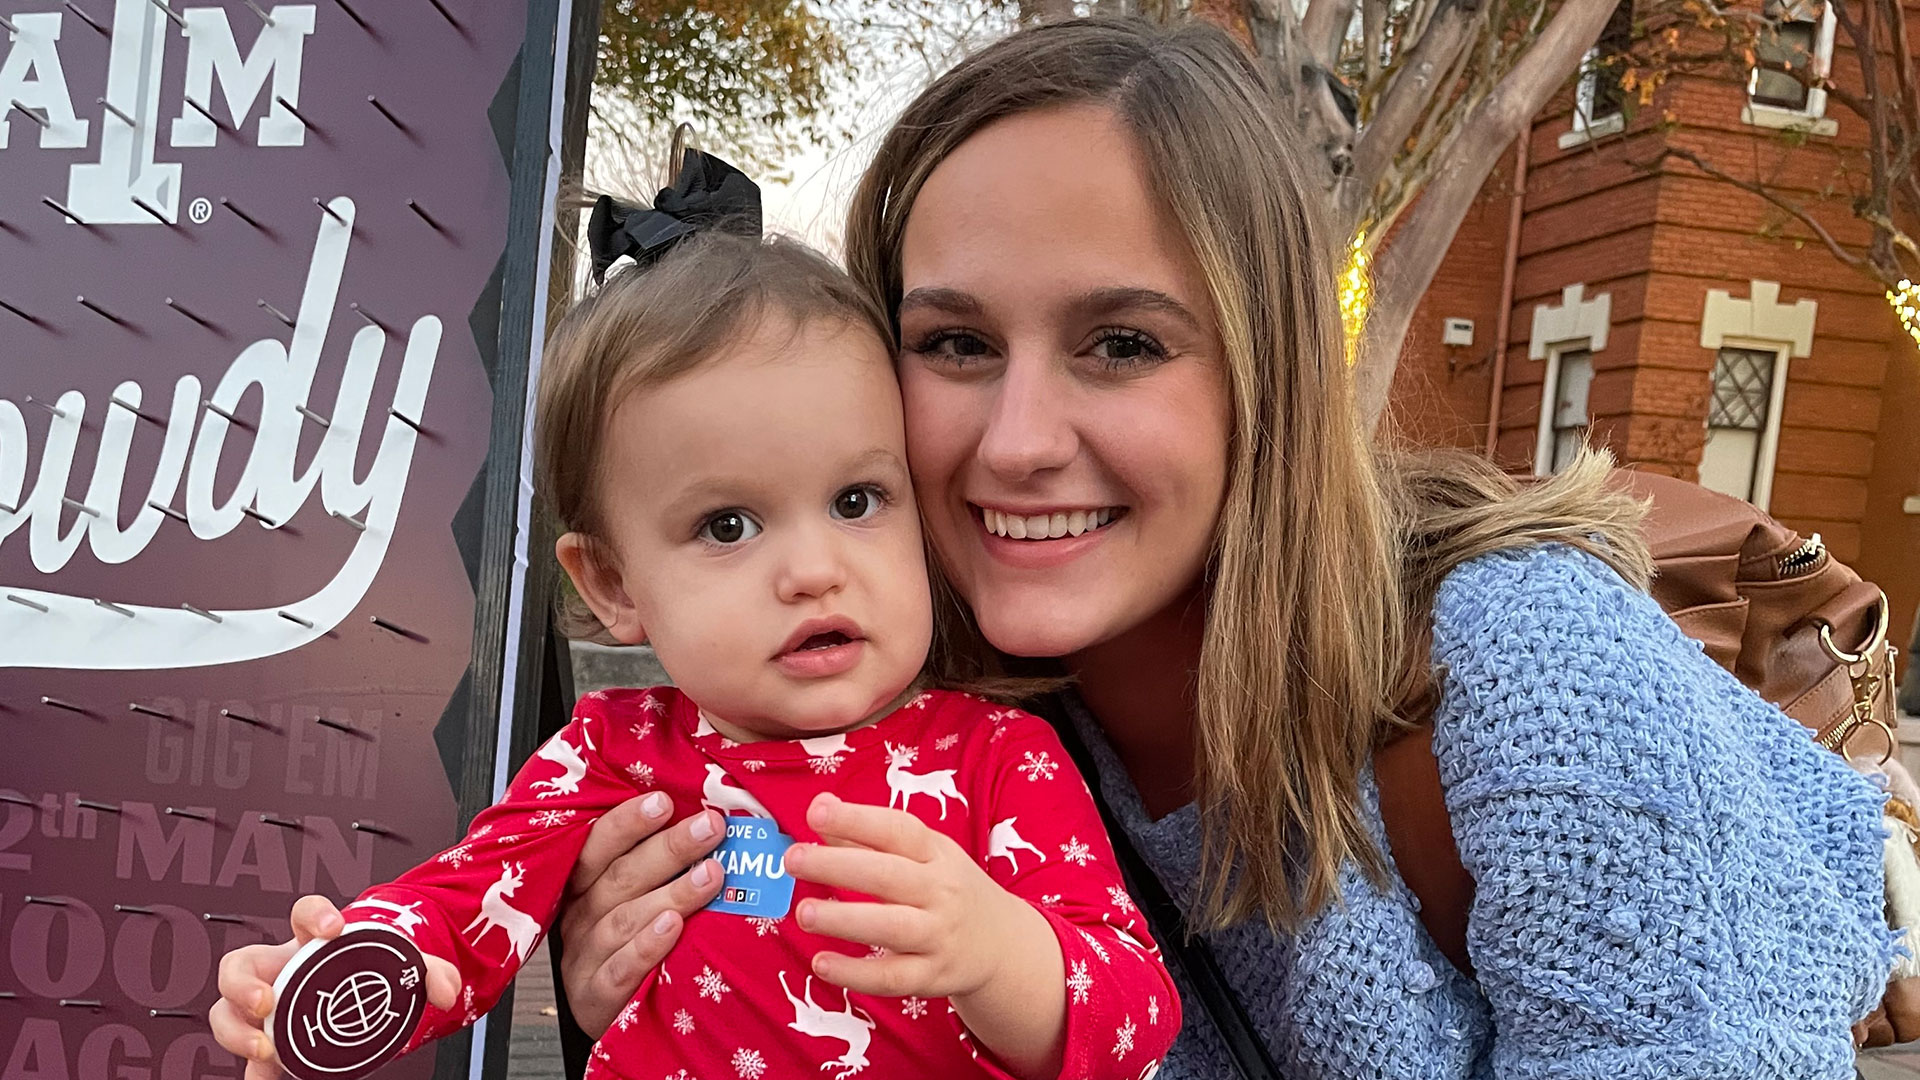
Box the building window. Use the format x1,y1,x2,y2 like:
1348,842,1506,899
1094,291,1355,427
1744,0,1837,133
1536,346,1596,475
1561,1,1634,147
1698,344,1790,507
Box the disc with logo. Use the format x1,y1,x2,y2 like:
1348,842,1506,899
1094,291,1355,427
270,922,429,1080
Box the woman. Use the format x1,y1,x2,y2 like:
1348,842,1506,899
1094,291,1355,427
555,18,1894,1078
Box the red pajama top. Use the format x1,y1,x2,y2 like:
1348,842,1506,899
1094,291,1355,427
341,687,1179,1080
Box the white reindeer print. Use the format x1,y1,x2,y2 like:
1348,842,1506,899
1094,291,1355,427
353,898,428,937
987,817,1046,874
884,742,969,821
528,730,588,799
779,971,877,1079
701,763,773,817
462,862,541,965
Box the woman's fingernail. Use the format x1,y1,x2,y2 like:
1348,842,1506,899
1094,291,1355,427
651,911,676,936
689,813,715,842
641,791,669,818
252,990,269,1015
796,899,815,930
691,860,714,888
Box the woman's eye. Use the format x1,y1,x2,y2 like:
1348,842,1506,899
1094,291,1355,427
1090,329,1167,370
909,330,993,364
830,486,885,522
698,511,760,545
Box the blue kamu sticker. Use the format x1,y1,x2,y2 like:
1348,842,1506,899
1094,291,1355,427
705,817,796,918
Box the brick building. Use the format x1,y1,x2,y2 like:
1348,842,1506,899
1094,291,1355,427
1385,0,1920,665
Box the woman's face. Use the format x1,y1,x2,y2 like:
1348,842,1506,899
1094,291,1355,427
897,104,1232,658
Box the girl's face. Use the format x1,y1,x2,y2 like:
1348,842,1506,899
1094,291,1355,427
897,105,1232,659
561,315,932,739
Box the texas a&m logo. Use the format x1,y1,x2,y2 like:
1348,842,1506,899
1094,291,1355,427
2,0,314,224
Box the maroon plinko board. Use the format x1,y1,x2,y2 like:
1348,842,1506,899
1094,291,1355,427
0,3,567,1080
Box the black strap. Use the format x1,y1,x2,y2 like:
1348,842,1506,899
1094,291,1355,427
1037,696,1285,1080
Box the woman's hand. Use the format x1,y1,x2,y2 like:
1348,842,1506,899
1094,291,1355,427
557,792,726,1038
208,896,459,1080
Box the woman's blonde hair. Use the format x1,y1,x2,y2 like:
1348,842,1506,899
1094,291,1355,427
537,230,890,642
846,17,1652,931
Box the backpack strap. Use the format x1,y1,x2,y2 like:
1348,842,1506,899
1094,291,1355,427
1373,726,1476,980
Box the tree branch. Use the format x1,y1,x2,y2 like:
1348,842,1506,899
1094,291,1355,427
1641,144,1876,272
1347,0,1481,201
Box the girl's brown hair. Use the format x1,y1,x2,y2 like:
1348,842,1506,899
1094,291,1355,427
536,229,890,642
847,17,1651,931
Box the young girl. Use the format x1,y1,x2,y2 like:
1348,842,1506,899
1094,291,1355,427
206,154,1178,1080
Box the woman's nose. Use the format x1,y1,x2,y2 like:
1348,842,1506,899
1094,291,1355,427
976,352,1078,482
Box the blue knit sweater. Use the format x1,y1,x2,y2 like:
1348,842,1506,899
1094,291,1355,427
1068,545,1897,1079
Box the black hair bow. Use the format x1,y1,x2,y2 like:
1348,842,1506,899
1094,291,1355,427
587,150,762,283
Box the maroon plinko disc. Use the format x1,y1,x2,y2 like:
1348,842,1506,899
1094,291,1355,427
270,923,430,1080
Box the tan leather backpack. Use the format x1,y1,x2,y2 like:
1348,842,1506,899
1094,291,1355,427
1375,470,1911,1042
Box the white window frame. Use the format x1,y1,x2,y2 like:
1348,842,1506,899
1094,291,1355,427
1560,46,1628,148
1534,340,1597,477
1701,335,1793,511
1743,0,1838,136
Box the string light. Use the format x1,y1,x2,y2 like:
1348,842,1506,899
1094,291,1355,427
1338,231,1372,366
1887,279,1920,350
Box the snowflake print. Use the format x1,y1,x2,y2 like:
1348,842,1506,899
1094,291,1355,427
909,692,932,709
731,1048,766,1079
1114,1016,1137,1059
986,708,1016,724
901,996,929,1019
496,834,520,845
935,733,960,752
1107,885,1137,915
809,753,844,775
1067,960,1093,1005
1040,894,1064,907
741,759,766,772
663,1071,697,1080
625,761,656,786
719,736,740,749
463,986,475,1011
630,720,655,741
531,809,576,829
1060,836,1095,866
642,695,668,716
436,844,473,868
746,917,781,937
1148,996,1161,1025
583,690,611,703
695,965,731,1002
1017,750,1059,782
866,944,889,959
672,1009,695,1035
471,823,492,839
1080,928,1111,964
614,1000,641,1032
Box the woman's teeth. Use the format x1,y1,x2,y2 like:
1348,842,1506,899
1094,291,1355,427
982,507,1119,540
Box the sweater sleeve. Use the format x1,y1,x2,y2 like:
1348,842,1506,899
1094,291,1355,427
339,697,638,1053
953,711,1181,1080
1428,546,1894,1080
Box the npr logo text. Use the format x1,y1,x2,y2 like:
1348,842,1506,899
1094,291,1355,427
1,1,315,224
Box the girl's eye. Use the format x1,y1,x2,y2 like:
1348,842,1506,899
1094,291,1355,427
907,330,993,365
830,485,885,522
699,511,760,545
1090,329,1168,371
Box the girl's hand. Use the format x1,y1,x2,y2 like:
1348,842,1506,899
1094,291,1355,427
208,896,459,1080
557,794,727,1037
782,793,1031,999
